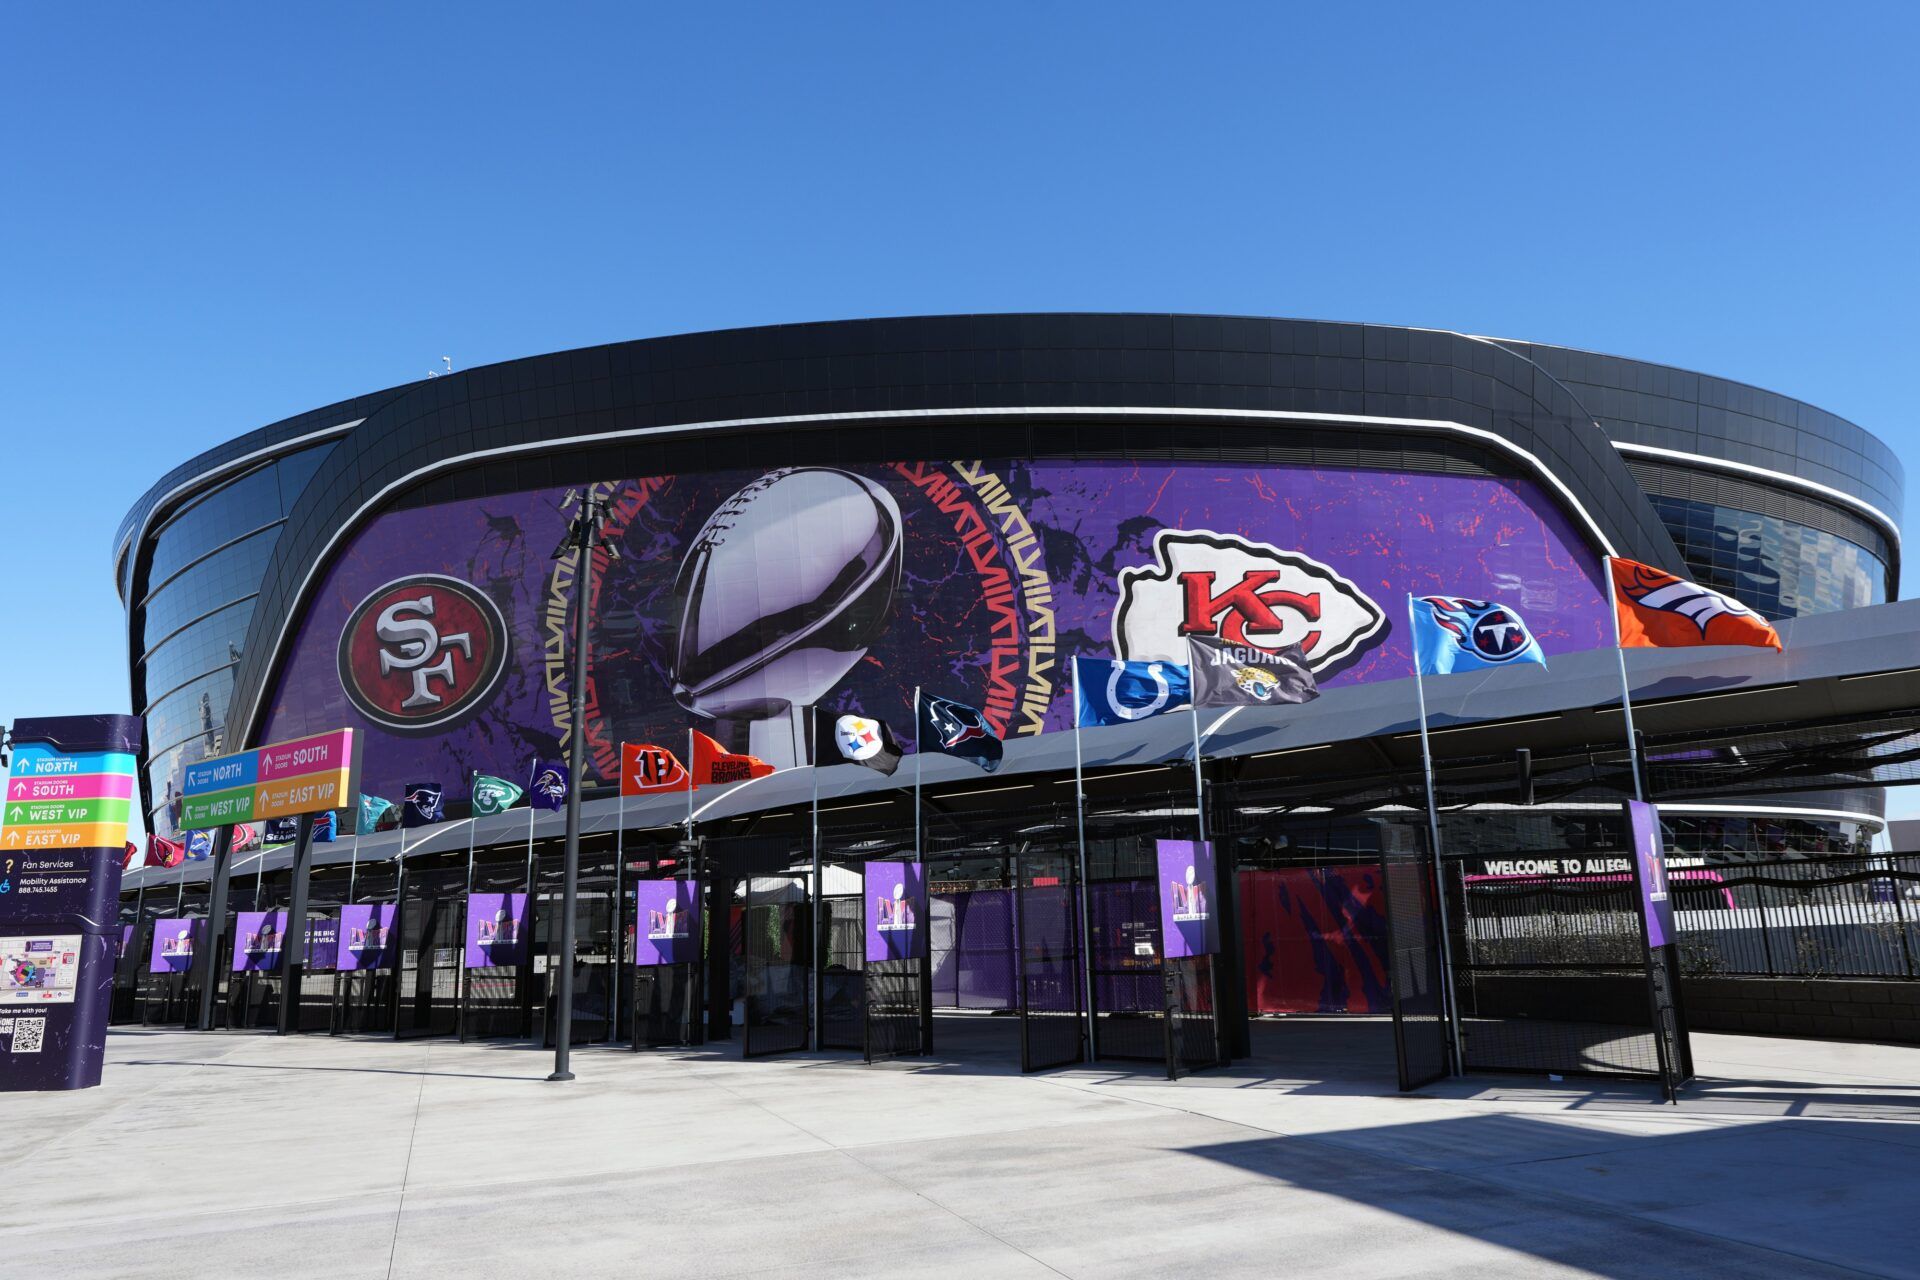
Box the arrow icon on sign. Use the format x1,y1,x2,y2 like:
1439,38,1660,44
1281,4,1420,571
4,831,18,847
8,781,23,799
258,788,270,812
6,805,19,823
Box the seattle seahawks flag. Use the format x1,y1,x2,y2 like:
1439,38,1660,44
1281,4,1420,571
402,783,445,828
917,692,1004,773
813,709,904,776
528,760,570,811
471,774,525,816
1073,657,1192,728
1188,636,1319,707
1409,596,1547,676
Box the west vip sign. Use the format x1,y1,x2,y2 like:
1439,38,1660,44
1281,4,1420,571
1,715,141,1091
177,729,355,830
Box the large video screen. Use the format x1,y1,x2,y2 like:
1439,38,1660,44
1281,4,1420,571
258,457,1610,804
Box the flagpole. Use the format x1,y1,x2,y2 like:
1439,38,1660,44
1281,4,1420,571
1408,596,1465,1077
1606,558,1648,803
685,727,696,837
809,705,822,1053
465,770,479,900
346,809,360,903
525,755,537,898
912,688,923,867
1070,658,1097,1061
1187,695,1208,846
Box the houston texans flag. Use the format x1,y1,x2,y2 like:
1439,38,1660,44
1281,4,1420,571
1610,557,1782,651
622,742,692,795
1409,596,1548,676
917,693,1004,773
1074,657,1192,728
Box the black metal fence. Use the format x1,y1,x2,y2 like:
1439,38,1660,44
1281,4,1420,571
1670,855,1920,981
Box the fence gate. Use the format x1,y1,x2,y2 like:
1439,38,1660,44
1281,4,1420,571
1163,955,1227,1079
820,890,864,1051
1379,835,1452,1091
632,873,704,1049
395,877,463,1040
742,872,811,1058
1016,848,1084,1072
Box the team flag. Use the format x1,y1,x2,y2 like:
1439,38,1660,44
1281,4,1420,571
916,694,1004,773
471,774,525,815
690,730,776,785
528,761,570,811
185,830,215,861
813,710,904,776
264,817,301,845
148,834,186,868
360,794,397,832
1187,636,1320,707
1073,657,1192,728
1409,597,1548,676
231,823,260,853
314,810,337,843
621,743,692,795
123,840,141,871
402,783,445,828
1610,557,1782,651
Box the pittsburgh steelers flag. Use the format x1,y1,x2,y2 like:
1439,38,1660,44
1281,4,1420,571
1610,557,1783,651
470,774,525,815
622,742,692,795
813,710,904,776
691,730,776,785
917,693,1004,773
1187,636,1320,707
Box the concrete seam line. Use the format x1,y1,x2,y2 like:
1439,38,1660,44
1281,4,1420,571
385,1041,435,1280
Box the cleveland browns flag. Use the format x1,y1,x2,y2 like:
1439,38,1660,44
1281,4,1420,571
1609,557,1782,651
622,742,693,795
690,730,776,785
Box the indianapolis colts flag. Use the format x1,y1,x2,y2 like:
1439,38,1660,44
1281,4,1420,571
1409,596,1547,676
1074,657,1193,728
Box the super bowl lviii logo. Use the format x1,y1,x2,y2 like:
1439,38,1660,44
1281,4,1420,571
338,574,510,733
1113,529,1386,672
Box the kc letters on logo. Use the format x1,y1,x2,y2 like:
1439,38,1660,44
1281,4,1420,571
1114,530,1385,673
338,574,509,732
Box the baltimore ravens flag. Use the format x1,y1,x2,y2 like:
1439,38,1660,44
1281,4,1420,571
528,760,571,811
917,693,1004,773
1409,596,1548,676
1610,556,1782,651
1074,657,1192,728
813,710,904,776
1188,636,1319,707
402,783,445,828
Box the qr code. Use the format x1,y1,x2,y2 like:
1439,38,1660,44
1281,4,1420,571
11,1018,45,1054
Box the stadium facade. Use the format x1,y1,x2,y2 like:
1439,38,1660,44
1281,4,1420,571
109,315,1908,1074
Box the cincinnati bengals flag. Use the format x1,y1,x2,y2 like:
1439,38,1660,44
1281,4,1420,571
1609,557,1782,651
621,742,693,796
690,731,775,786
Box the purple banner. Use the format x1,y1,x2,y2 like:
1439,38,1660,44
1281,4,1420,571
1157,839,1219,959
304,915,339,972
633,880,699,966
865,863,926,963
148,918,202,974
247,459,1609,825
337,904,395,971
231,911,287,972
1627,800,1673,949
465,892,529,968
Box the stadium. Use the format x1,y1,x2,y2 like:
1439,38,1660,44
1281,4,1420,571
109,314,1918,1087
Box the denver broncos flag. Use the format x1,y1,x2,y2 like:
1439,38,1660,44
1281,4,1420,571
1610,557,1782,651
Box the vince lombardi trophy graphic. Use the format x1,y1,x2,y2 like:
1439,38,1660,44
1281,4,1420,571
670,467,904,768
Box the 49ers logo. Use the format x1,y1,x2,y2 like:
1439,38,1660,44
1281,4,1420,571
1113,529,1386,673
337,574,509,734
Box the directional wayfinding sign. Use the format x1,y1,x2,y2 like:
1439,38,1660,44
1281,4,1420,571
1,715,141,1091
178,730,354,830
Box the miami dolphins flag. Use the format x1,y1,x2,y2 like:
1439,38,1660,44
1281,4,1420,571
1409,596,1547,676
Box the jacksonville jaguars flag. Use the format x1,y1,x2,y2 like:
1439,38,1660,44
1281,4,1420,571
1409,596,1547,676
1073,657,1192,728
402,782,445,828
527,760,571,811
917,692,1004,773
1188,636,1319,707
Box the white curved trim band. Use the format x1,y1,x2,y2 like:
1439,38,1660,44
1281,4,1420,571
1612,441,1901,553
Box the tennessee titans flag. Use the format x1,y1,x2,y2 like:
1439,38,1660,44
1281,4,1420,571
917,693,1004,773
1074,657,1193,728
528,760,571,811
1409,596,1547,676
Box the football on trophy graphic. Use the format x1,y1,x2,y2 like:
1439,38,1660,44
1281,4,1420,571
670,467,903,764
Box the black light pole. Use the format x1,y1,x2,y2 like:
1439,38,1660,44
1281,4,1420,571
549,490,612,1081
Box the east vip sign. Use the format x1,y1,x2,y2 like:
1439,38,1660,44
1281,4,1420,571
178,730,354,830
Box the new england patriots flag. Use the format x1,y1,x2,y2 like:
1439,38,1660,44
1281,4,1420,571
917,692,1004,773
1073,657,1193,727
1409,596,1547,676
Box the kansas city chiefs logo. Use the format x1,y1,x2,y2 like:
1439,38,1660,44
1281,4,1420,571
1114,530,1386,672
338,574,509,734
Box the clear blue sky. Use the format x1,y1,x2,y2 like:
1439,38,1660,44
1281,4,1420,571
2,4,1915,825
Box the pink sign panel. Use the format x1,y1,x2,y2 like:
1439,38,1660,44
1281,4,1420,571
256,730,354,782
4,772,136,803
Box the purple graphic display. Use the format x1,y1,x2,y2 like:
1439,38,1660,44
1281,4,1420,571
250,458,1610,816
231,911,287,972
634,880,700,965
865,863,926,963
148,918,202,974
304,916,339,972
337,904,395,971
1157,839,1219,959
465,892,529,968
1627,800,1673,949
